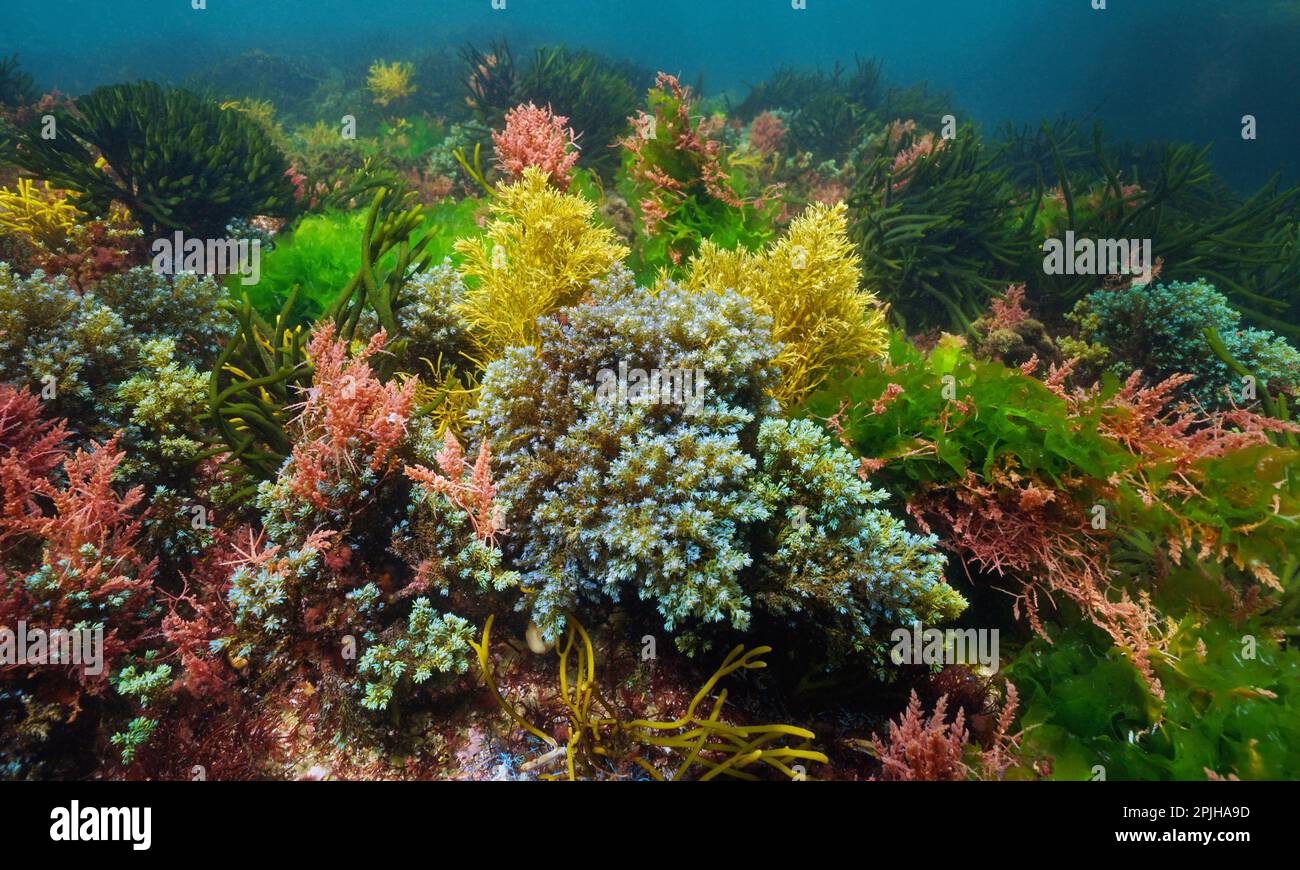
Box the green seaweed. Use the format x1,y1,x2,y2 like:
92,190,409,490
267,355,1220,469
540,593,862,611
233,210,372,323
1007,620,1300,781
201,291,312,494
237,195,483,324
1024,123,1300,331
461,40,518,126
14,81,298,237
849,124,1036,332
0,53,38,110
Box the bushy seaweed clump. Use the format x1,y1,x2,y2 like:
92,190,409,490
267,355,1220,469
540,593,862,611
219,325,504,718
1004,123,1300,332
0,177,147,289
0,263,228,577
0,178,87,253
490,102,581,191
382,259,477,371
367,433,521,711
0,264,227,427
353,598,475,711
367,60,417,107
475,267,964,667
735,60,950,163
14,82,298,236
515,46,641,178
241,196,483,324
749,416,962,666
235,209,370,321
787,92,865,165
0,265,136,419
808,316,1300,759
969,284,1060,370
462,41,643,180
0,53,38,112
849,122,1034,332
681,201,888,407
462,40,519,126
1008,619,1300,780
0,422,160,777
618,73,775,273
455,167,628,356
1063,278,1300,409
114,338,211,475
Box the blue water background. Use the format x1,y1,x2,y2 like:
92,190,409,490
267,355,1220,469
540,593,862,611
2,0,1297,188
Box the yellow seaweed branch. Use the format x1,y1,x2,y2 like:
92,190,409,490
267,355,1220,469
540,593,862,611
470,614,829,781
367,59,416,107
0,177,83,248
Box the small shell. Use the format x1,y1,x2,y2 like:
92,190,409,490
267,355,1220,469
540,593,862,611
226,648,249,671
525,622,552,655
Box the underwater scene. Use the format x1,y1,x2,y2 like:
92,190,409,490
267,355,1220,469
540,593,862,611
1,0,1299,786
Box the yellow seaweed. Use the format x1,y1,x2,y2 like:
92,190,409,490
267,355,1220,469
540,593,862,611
681,201,888,408
470,614,829,781
455,167,628,358
366,59,417,106
0,177,83,248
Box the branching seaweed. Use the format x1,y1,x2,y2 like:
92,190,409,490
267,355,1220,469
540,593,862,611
1028,123,1300,330
515,45,639,178
328,187,437,368
202,291,312,494
1204,326,1296,443
849,123,1036,332
14,81,297,237
462,40,518,125
469,615,828,781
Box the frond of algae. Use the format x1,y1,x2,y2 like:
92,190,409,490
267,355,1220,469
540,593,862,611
366,59,417,106
470,614,829,781
406,355,482,441
454,167,629,358
681,201,888,408
0,177,84,248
